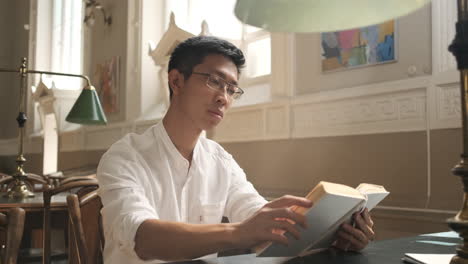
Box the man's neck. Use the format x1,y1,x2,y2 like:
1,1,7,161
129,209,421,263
162,106,202,162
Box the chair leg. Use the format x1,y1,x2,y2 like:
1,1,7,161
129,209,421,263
43,198,51,264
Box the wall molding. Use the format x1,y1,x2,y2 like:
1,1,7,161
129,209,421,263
429,82,461,130
0,118,160,156
214,74,460,142
292,77,429,138
214,76,455,142
213,100,290,142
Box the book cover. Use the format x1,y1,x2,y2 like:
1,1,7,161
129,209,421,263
256,181,389,257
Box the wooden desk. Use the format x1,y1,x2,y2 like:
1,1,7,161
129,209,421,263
167,232,459,264
0,192,69,235
0,192,68,212
0,192,69,262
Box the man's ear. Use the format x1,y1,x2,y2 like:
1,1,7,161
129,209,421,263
168,69,184,96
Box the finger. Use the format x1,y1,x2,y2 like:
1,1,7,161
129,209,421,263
354,214,375,241
269,208,308,229
332,238,349,251
272,220,301,240
342,223,369,245
334,237,360,252
336,230,366,251
362,208,374,228
266,195,313,209
266,232,289,246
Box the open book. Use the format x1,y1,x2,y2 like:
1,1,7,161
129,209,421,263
402,253,455,264
256,181,389,257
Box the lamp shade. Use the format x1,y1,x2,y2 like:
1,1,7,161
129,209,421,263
65,86,107,125
234,0,431,33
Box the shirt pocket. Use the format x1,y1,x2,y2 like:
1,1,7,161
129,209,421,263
198,203,224,224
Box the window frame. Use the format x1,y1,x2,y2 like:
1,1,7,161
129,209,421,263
239,27,271,87
164,0,272,96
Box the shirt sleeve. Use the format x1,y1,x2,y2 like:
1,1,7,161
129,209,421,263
97,148,159,255
223,157,268,223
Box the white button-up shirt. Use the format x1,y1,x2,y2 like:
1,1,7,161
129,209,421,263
97,122,267,264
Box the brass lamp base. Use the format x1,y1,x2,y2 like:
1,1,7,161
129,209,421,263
451,256,468,264
449,160,468,264
5,180,34,198
448,217,468,264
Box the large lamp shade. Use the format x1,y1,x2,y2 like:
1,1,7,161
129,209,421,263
234,0,431,33
65,86,107,125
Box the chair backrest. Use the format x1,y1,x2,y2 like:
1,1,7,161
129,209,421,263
67,189,104,264
42,179,99,264
59,174,96,186
0,207,25,264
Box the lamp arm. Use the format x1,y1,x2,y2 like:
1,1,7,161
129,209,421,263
0,68,21,74
27,70,92,88
0,68,92,87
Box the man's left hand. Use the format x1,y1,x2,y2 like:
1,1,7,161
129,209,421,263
333,208,375,252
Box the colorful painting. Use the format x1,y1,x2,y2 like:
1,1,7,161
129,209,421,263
94,56,120,114
321,20,396,72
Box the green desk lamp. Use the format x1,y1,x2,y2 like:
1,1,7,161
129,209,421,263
0,57,107,198
65,80,107,125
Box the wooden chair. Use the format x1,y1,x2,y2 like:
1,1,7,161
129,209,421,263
46,171,96,188
0,207,26,264
42,179,99,264
58,174,96,186
67,189,104,264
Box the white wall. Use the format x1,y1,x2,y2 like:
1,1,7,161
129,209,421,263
0,1,460,155
0,0,30,139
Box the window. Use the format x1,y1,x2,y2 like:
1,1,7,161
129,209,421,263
244,28,271,80
50,0,83,90
165,0,271,90
33,0,84,133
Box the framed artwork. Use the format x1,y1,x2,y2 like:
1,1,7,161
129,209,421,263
94,56,120,115
321,20,396,72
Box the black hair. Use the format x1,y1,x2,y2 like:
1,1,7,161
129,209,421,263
167,35,245,98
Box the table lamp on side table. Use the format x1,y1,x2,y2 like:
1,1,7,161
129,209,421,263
0,57,107,199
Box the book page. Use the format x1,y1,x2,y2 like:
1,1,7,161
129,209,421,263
356,183,389,210
403,253,455,264
356,183,387,194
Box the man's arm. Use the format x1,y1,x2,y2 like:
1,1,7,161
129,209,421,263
134,220,236,261
134,195,313,261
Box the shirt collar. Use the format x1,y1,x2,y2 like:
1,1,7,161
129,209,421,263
154,121,200,167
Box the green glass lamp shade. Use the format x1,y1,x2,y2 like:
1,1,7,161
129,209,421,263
234,0,431,33
66,86,107,125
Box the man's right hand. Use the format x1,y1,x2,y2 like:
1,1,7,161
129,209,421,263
231,195,313,249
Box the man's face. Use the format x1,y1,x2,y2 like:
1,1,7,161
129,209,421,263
173,54,239,131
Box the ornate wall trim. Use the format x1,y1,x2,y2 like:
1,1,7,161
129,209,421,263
292,78,429,138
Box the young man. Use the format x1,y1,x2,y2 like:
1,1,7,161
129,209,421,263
97,36,375,264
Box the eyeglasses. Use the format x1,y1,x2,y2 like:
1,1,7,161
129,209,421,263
192,72,244,100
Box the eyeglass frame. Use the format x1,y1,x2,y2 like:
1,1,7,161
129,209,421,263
192,72,244,100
